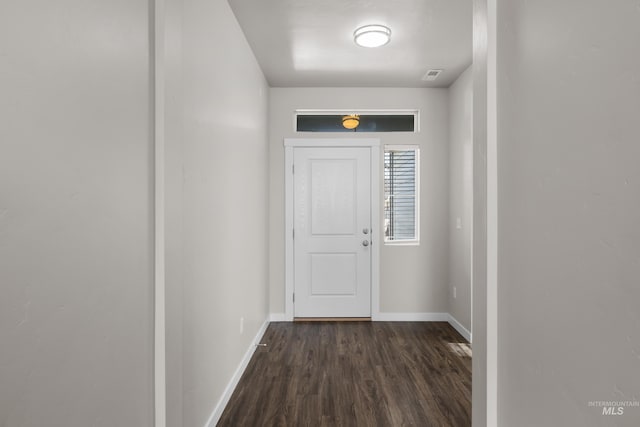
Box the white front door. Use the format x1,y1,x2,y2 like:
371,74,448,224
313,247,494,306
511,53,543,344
293,147,372,317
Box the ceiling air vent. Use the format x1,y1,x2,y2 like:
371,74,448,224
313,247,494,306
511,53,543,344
421,69,443,81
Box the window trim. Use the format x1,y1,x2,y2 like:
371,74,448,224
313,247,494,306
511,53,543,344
383,145,420,245
294,109,420,133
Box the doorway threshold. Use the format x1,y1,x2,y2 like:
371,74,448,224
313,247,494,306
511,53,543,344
294,317,371,322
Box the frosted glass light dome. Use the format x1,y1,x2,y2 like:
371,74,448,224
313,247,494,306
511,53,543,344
354,25,391,48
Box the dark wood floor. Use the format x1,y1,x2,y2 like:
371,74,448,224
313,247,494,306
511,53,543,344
217,321,471,427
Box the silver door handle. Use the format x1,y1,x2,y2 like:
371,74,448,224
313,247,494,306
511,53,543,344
363,228,369,234
362,240,369,247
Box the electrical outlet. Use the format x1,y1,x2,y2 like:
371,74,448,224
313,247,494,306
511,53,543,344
240,317,244,334
453,287,457,299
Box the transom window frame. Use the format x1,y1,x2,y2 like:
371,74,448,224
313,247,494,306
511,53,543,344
383,144,421,246
294,109,421,133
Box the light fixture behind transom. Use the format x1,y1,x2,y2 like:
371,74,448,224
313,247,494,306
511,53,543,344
342,114,360,129
354,25,391,48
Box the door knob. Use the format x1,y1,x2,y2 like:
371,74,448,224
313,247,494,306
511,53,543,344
363,228,369,234
362,240,370,247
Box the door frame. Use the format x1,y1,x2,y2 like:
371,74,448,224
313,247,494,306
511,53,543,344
284,138,381,321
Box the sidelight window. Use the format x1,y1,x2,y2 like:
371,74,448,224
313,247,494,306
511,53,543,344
384,146,420,244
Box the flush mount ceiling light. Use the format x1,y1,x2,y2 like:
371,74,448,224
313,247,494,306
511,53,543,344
342,114,360,129
354,25,391,48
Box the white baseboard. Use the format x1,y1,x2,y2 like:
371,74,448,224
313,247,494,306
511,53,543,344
373,312,471,343
447,314,472,343
270,312,471,341
269,312,287,322
205,316,270,427
373,312,449,322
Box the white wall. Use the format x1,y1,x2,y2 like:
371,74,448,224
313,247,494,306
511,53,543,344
448,66,473,332
166,0,271,426
269,88,450,316
471,0,490,424
0,1,153,426
496,1,640,425
163,0,184,425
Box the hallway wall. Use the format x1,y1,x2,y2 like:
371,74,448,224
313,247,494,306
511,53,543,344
496,1,640,425
165,0,271,426
0,1,153,425
269,87,450,316
448,66,473,333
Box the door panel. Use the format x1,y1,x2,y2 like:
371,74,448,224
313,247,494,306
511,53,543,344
294,147,371,317
310,253,356,295
310,160,356,235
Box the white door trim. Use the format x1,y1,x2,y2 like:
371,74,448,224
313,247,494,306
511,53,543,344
284,138,381,321
153,1,167,425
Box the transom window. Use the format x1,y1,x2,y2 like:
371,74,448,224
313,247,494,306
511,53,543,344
295,110,418,133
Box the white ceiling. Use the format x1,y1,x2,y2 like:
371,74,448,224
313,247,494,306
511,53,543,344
228,0,472,88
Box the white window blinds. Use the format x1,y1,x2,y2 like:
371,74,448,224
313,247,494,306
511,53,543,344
384,147,420,242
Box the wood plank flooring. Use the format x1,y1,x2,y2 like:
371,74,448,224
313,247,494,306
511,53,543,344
217,322,471,426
